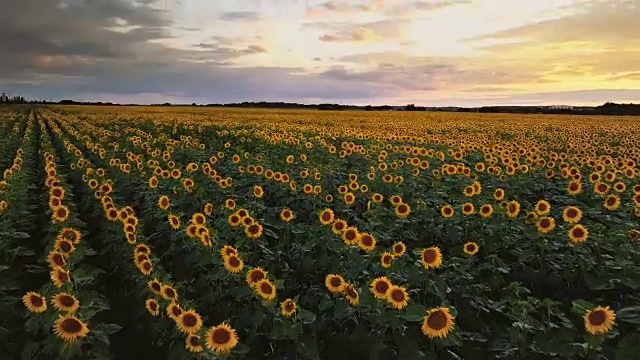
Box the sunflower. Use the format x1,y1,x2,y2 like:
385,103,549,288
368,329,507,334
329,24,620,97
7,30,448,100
420,247,442,269
613,181,626,193
594,182,610,195
185,334,203,353
241,216,255,227
255,279,277,301
389,195,403,206
568,224,589,244
392,242,406,257
357,233,376,252
227,213,242,227
51,266,70,288
48,196,62,208
166,214,180,230
244,223,263,239
505,200,520,219
225,198,236,210
342,227,359,245
253,185,264,198
220,245,238,258
534,200,551,215
167,302,183,320
47,251,67,269
343,283,359,306
384,285,409,309
319,208,335,225
372,193,384,203
325,274,346,294
280,208,294,222
50,186,65,199
463,185,475,197
177,310,203,334
204,203,214,216
191,213,206,226
421,307,455,339
477,204,493,218
135,244,151,255
138,260,153,276
536,216,556,234
22,292,47,313
145,298,160,316
52,292,80,313
463,242,479,255
161,285,178,301
205,323,239,354
58,227,81,244
395,202,411,218
567,181,583,195
584,306,616,335
494,188,505,201
281,298,297,317
158,195,170,210
461,202,475,215
53,314,89,342
603,194,621,211
381,252,394,268
370,277,392,300
52,205,70,223
224,254,244,274
246,267,267,287
331,219,347,234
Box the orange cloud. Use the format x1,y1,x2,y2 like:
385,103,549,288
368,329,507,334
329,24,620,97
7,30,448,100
319,27,383,42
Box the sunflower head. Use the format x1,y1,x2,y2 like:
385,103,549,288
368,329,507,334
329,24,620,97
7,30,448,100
421,247,443,269
386,285,409,309
421,307,455,339
185,334,203,353
22,292,47,313
53,314,90,342
177,310,203,334
246,267,267,287
584,306,616,335
255,279,277,301
370,277,392,300
145,298,160,316
463,242,479,255
52,292,80,313
392,242,406,257
325,274,346,294
224,254,244,274
280,299,297,317
319,208,335,225
357,233,376,252
205,323,239,355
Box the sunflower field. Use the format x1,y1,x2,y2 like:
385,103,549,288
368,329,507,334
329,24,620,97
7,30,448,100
1,105,640,360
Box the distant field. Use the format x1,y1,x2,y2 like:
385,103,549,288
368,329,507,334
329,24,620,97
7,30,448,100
1,106,639,360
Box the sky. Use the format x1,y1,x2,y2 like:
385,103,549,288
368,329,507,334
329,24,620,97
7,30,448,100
1,0,640,106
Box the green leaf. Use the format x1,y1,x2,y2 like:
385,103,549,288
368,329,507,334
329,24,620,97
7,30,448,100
401,303,426,322
298,309,316,324
571,300,595,315
8,246,34,257
0,231,31,239
617,306,640,324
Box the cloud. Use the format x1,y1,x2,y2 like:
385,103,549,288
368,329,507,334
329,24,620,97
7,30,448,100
386,0,471,16
219,11,262,22
317,19,402,42
320,27,384,42
469,1,640,45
